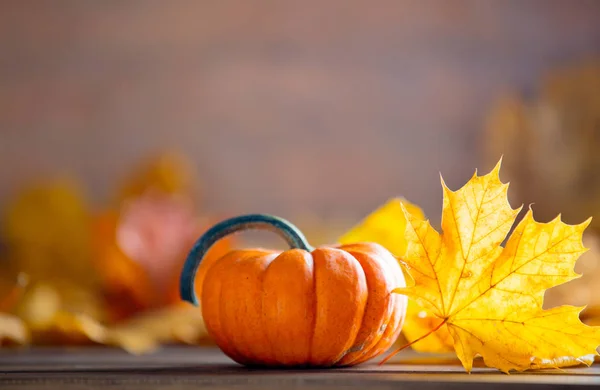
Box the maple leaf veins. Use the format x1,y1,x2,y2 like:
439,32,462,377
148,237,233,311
390,160,600,372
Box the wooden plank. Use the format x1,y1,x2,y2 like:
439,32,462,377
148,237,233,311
0,347,599,389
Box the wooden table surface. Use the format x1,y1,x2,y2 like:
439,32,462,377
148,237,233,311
0,346,599,389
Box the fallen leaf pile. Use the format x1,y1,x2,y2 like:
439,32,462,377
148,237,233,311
341,160,600,372
0,151,233,352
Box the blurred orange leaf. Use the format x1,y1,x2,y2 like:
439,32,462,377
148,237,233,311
91,211,155,322
0,275,30,346
116,152,197,204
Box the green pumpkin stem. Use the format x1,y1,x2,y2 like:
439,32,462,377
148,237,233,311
180,214,314,306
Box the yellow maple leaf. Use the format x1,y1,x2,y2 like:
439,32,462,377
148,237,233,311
401,300,454,353
339,197,425,258
387,160,600,372
339,198,454,353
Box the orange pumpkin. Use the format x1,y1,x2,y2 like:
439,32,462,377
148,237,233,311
180,214,408,367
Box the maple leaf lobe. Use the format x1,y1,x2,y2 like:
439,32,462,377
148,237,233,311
398,159,600,373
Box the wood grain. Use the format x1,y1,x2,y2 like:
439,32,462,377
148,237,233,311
0,347,598,389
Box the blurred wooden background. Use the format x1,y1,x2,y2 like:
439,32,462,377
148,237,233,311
1,0,600,227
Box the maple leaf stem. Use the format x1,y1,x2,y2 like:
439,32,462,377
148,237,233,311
0,273,28,312
378,318,448,365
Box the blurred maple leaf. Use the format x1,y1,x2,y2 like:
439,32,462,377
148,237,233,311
13,281,107,344
1,179,107,328
116,151,197,204
4,303,207,353
93,305,208,354
2,179,96,284
0,275,209,351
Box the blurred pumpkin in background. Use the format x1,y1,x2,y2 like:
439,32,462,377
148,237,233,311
481,60,600,321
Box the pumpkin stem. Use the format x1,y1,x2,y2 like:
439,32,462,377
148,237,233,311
180,214,313,306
